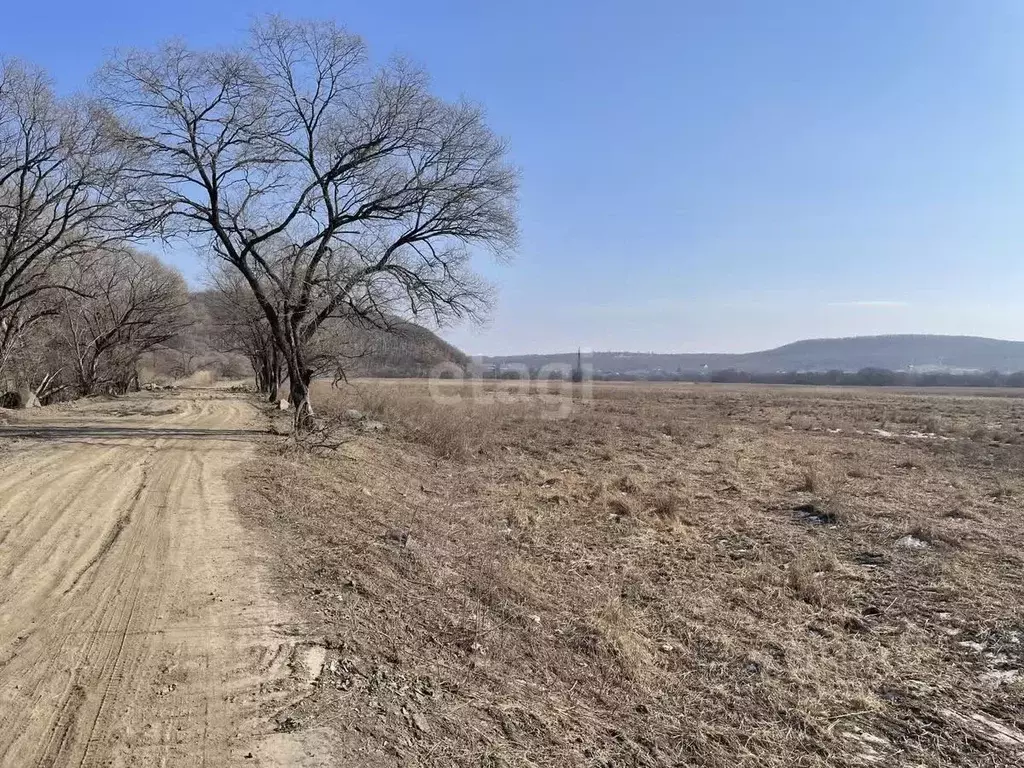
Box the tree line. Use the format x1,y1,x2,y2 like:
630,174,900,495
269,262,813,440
0,16,517,425
580,368,1024,388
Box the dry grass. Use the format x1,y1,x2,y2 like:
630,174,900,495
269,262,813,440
651,491,681,522
328,381,494,459
234,380,1024,767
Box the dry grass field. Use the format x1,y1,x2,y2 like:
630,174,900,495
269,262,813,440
235,380,1024,767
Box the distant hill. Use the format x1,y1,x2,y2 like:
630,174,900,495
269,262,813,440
160,291,469,381
346,320,469,377
481,335,1024,376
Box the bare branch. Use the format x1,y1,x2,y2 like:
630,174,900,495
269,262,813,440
98,16,518,425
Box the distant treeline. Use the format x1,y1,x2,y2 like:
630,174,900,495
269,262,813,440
703,368,1024,387
482,367,1024,388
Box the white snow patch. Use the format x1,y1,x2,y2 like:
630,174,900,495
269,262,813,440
981,669,1020,687
896,535,931,550
293,643,327,685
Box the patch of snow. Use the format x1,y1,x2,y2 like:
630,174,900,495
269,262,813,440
871,427,955,441
895,535,931,550
981,669,1020,686
294,644,327,685
905,430,956,441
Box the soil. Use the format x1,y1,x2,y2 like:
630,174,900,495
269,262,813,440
0,389,332,767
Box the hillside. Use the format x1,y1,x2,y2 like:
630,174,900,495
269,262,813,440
143,293,470,383
481,335,1024,376
344,320,470,377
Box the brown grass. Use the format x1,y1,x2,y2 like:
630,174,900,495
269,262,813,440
234,379,1024,767
651,491,680,522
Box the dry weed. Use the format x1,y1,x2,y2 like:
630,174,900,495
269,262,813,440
607,495,636,517
651,491,680,522
234,379,1024,767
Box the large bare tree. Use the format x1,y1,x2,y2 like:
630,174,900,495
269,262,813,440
98,17,518,425
0,59,137,374
54,249,190,396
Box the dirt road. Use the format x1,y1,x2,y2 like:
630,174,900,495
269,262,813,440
0,390,331,767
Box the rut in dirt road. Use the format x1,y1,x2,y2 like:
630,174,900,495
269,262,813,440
0,391,332,768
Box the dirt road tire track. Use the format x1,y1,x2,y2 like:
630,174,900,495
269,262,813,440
0,391,330,767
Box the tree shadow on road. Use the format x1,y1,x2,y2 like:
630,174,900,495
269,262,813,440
0,425,266,444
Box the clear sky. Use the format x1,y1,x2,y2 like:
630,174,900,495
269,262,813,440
4,0,1024,354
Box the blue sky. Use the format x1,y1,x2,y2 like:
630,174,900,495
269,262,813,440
4,0,1024,353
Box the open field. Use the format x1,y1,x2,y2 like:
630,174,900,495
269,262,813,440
238,379,1024,767
2,380,1023,766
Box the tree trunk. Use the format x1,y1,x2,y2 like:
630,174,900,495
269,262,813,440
267,345,280,402
289,374,314,430
254,355,268,396
78,370,96,397
272,316,313,430
267,371,279,403
252,344,281,402
285,350,314,430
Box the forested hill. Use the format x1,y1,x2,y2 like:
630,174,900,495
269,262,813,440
170,293,468,381
345,320,470,377
481,335,1024,376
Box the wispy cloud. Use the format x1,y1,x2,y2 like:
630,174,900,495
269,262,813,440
827,300,910,308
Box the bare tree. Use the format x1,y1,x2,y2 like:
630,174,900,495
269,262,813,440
0,59,138,374
54,249,190,396
0,296,67,400
98,16,518,426
205,270,281,400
